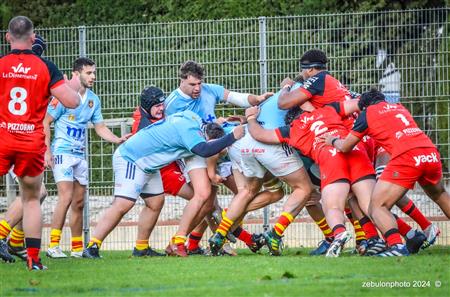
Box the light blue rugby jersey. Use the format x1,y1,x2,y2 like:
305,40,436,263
256,82,302,129
118,110,206,173
47,89,103,158
164,83,225,124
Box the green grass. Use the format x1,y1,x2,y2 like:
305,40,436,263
1,247,449,297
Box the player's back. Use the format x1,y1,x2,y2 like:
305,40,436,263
364,102,435,158
119,110,205,172
0,49,63,151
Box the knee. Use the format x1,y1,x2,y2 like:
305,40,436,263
71,199,84,212
146,198,165,212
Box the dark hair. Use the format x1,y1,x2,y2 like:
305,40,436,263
204,122,225,140
358,88,386,110
179,60,204,80
284,106,303,125
293,74,304,83
300,49,328,70
8,16,33,40
73,57,96,72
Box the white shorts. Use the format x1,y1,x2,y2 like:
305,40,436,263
53,154,88,185
113,150,164,201
217,161,232,178
8,167,17,182
228,139,243,173
239,133,304,178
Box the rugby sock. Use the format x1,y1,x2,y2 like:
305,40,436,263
345,209,366,244
71,236,83,252
332,224,346,237
400,199,431,230
359,216,379,240
232,226,253,246
9,227,25,247
172,235,187,246
394,214,412,237
384,228,403,247
274,212,294,237
217,215,234,237
87,237,102,248
0,220,12,240
187,232,203,251
135,239,149,250
49,228,62,248
315,217,334,242
25,238,41,262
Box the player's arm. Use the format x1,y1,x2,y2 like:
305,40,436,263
277,77,310,110
191,126,245,158
206,154,224,185
49,73,81,109
223,89,273,107
43,113,55,168
94,122,131,144
245,106,281,144
325,110,368,152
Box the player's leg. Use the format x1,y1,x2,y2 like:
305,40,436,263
68,181,86,258
306,193,334,255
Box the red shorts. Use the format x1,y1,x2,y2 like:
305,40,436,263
380,147,442,189
361,136,375,165
0,147,45,177
316,143,375,189
160,161,186,196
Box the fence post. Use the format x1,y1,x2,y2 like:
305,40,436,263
6,174,15,206
79,25,90,244
259,16,270,232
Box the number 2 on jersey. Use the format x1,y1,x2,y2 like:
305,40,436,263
310,120,328,135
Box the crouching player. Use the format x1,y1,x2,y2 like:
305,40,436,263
327,89,450,256
82,109,244,258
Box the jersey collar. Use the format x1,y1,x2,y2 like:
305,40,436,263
10,49,34,55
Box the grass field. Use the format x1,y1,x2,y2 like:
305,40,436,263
0,247,449,297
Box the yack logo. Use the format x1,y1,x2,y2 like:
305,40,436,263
12,63,31,74
413,153,438,167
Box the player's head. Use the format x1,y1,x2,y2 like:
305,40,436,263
32,34,46,57
285,106,303,125
358,88,386,110
73,57,96,89
299,49,328,79
140,86,166,120
179,60,204,99
204,122,225,141
6,16,34,46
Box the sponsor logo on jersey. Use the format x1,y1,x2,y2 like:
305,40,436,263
2,63,37,80
413,153,438,167
68,114,76,121
3,122,35,133
66,126,84,138
12,63,31,74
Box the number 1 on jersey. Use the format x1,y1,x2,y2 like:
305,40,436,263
395,113,410,126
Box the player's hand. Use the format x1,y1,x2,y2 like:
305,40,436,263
216,117,227,125
232,125,245,140
117,133,132,144
226,115,247,124
245,106,260,119
323,135,338,146
255,92,274,104
280,77,294,89
211,174,225,185
65,74,81,92
44,150,54,169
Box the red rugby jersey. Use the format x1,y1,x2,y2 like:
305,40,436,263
275,103,349,161
0,49,63,152
350,102,435,158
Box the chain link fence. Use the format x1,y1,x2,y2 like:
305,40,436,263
1,8,449,251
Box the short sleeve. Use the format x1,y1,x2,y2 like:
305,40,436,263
326,102,346,117
42,58,64,89
351,111,369,139
275,125,291,143
91,96,104,124
47,97,65,120
300,73,325,97
206,84,226,103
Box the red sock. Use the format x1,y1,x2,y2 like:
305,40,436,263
395,216,412,237
384,228,403,247
332,224,346,237
187,232,203,251
359,216,379,239
233,226,253,246
25,237,41,262
400,199,431,230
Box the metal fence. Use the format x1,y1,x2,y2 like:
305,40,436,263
0,8,449,251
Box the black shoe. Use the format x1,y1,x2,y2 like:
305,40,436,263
7,240,27,261
188,246,211,256
247,233,265,253
208,233,226,256
132,247,166,257
366,238,386,256
27,257,47,270
82,243,101,259
406,230,426,254
0,239,15,263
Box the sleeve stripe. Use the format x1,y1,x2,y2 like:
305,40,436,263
299,88,312,98
50,79,64,89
